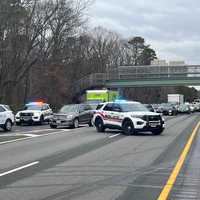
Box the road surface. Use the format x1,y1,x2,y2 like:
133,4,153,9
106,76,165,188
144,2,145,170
0,114,199,200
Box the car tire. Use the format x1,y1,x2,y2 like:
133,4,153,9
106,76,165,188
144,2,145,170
88,120,93,127
39,115,44,125
3,120,12,132
122,119,135,135
50,124,57,129
72,118,79,128
152,129,163,135
16,122,21,126
95,118,105,132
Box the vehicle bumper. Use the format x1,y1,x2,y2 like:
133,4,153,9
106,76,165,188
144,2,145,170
16,116,41,123
135,121,165,132
50,119,74,127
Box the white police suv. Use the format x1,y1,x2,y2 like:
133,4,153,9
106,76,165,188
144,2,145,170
15,102,53,125
93,101,165,135
0,104,15,131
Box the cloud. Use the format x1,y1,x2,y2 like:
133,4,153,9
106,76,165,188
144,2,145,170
88,0,200,64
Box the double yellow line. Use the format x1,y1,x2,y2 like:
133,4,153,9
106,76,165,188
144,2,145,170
157,120,200,200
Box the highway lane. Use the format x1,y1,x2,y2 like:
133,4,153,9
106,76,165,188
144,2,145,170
0,114,199,200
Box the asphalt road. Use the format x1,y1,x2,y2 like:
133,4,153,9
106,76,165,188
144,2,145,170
0,114,199,200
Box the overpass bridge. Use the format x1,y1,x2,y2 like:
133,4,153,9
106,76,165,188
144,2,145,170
74,65,200,94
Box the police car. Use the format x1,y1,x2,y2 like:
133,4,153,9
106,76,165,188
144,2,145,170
0,104,15,131
15,102,53,125
93,101,165,135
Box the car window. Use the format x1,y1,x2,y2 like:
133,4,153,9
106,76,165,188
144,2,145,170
103,103,113,111
43,105,49,110
96,104,104,110
60,105,78,113
4,105,11,111
0,106,6,112
112,103,122,112
84,105,92,111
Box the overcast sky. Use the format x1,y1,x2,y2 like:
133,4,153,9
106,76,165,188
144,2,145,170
88,0,200,64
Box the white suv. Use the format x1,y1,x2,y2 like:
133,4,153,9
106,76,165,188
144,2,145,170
15,102,53,125
0,104,15,131
93,101,165,135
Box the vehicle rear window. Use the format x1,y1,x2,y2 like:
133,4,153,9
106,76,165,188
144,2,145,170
4,105,11,111
96,104,104,110
103,103,113,111
0,106,6,112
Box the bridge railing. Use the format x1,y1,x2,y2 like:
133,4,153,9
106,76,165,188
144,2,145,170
107,65,200,80
74,65,200,94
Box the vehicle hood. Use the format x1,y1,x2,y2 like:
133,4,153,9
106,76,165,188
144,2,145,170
19,110,41,113
54,112,78,116
17,110,42,115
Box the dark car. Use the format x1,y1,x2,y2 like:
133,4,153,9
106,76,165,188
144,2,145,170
50,104,94,129
144,104,155,112
157,103,178,116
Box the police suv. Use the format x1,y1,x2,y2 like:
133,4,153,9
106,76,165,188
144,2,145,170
0,104,15,131
15,102,53,125
93,101,165,135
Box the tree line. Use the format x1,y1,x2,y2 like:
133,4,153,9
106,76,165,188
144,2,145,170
0,0,198,110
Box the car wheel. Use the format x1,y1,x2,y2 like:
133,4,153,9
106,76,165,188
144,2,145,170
122,120,135,135
73,118,79,128
95,118,105,132
4,120,12,132
152,129,163,135
50,124,57,129
88,119,93,127
39,115,44,125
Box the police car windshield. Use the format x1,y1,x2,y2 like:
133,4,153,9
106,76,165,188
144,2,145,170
120,103,149,112
59,105,78,113
25,105,42,110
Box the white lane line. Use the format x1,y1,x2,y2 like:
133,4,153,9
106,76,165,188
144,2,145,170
14,129,53,134
0,130,70,145
38,130,69,137
0,161,39,177
109,133,121,138
22,134,39,137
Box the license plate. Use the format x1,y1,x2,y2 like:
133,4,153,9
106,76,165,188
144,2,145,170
22,117,31,121
149,122,160,127
56,120,61,124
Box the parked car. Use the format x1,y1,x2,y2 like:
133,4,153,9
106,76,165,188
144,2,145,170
15,102,53,125
50,104,94,129
178,104,191,114
0,104,15,131
157,103,178,116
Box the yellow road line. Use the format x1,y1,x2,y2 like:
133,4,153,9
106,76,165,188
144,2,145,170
157,120,200,200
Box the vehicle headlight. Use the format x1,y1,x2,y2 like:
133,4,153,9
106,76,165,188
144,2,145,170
15,112,20,117
34,112,40,117
67,115,73,119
